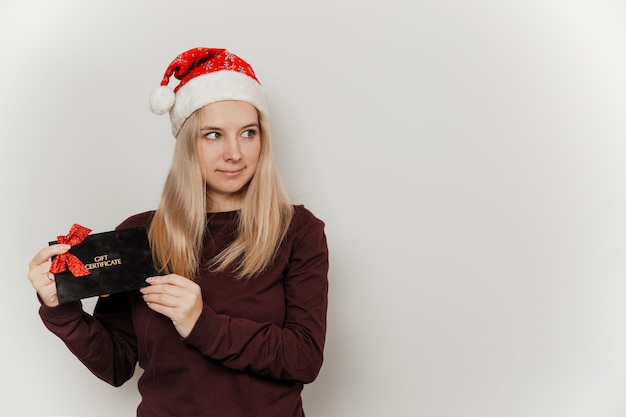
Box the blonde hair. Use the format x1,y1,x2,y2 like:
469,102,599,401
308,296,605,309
148,107,293,279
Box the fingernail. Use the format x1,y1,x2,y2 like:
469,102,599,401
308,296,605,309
146,277,154,283
61,244,71,250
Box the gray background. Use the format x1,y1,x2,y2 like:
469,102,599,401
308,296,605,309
2,0,626,416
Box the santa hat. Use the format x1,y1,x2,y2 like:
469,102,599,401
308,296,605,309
149,47,268,137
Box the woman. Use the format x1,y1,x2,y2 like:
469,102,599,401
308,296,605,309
27,47,329,417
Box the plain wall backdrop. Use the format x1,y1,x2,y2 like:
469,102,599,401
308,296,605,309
2,0,626,416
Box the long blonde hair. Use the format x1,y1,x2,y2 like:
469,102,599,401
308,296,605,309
148,106,294,279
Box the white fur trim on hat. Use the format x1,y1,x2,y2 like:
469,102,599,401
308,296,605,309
169,71,268,137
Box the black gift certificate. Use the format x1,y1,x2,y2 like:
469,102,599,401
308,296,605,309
50,226,156,304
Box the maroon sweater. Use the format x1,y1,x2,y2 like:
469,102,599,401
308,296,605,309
39,205,328,417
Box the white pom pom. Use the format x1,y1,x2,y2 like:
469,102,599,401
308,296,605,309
149,86,175,115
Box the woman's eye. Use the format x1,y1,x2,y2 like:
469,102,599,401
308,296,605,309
205,132,220,140
242,129,256,138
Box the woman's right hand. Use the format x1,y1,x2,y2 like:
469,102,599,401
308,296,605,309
28,244,71,307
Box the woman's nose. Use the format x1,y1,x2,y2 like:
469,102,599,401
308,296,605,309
223,137,242,161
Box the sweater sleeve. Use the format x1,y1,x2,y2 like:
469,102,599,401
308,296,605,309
38,293,139,387
37,213,152,387
184,211,329,383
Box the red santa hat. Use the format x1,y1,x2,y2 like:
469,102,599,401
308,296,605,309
149,47,268,137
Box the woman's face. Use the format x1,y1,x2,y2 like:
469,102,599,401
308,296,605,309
196,100,261,211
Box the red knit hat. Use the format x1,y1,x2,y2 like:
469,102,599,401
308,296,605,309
149,47,268,137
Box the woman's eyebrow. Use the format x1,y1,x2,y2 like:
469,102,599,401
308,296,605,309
200,122,259,131
199,126,222,132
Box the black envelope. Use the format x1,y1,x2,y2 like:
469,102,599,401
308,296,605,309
50,226,156,304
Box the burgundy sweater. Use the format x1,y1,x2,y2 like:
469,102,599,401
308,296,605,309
39,205,328,417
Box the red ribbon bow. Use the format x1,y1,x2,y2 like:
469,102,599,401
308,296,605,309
50,223,92,277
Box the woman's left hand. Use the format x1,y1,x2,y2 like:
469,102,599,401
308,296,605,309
140,274,203,338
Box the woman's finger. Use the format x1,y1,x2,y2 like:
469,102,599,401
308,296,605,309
28,244,71,269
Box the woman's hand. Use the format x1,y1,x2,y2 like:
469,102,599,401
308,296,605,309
27,244,71,307
140,274,203,338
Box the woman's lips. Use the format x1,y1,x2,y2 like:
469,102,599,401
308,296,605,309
217,168,244,177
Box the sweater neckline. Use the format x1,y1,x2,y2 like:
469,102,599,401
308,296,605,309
206,210,239,222
206,210,239,215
